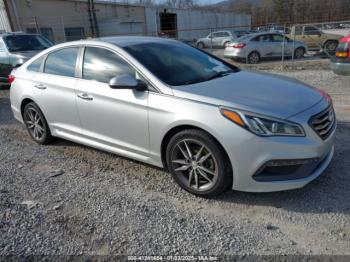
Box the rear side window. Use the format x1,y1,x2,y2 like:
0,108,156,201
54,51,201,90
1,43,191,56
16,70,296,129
337,42,348,49
252,34,271,42
44,47,79,77
304,26,319,35
271,34,285,42
27,56,45,72
82,47,135,83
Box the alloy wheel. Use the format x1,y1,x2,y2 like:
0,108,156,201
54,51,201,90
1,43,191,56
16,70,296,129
170,139,218,192
24,106,46,141
325,41,337,52
295,48,305,59
248,52,260,64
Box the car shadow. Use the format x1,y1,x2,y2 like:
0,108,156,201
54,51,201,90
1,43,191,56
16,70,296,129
0,94,16,126
1,90,349,215
50,122,350,215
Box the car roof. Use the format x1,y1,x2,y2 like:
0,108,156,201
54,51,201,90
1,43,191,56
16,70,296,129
210,30,231,34
0,32,40,38
98,36,179,47
245,32,283,38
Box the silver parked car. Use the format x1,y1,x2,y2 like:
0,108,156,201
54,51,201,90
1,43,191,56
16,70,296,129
0,32,53,84
224,33,308,64
10,37,335,196
196,30,237,49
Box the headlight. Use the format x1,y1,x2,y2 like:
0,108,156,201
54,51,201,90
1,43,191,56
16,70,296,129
220,108,305,137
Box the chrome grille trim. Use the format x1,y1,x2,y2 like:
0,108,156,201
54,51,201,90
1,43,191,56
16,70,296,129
309,106,336,140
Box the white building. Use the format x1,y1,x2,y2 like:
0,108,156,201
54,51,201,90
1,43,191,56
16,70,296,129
5,0,251,42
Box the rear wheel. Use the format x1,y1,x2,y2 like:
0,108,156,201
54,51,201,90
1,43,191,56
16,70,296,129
223,41,231,48
323,40,338,53
294,47,305,59
166,129,232,197
23,102,53,144
247,51,260,64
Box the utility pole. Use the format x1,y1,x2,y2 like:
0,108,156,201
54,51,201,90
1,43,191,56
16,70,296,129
91,0,99,37
87,0,95,37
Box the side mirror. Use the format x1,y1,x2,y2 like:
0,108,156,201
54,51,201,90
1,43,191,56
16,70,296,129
109,74,147,91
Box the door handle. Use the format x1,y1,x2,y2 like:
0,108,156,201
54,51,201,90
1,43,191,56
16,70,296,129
34,84,47,90
77,93,93,101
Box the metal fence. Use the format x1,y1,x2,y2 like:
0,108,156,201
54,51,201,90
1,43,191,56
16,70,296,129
21,15,350,71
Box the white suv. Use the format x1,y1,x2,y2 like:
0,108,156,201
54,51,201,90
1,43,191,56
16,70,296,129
196,31,237,49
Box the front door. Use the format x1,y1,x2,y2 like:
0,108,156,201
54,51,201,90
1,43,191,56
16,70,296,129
75,46,149,158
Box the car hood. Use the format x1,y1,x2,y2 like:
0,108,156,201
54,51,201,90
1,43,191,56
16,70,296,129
172,70,324,119
12,50,42,60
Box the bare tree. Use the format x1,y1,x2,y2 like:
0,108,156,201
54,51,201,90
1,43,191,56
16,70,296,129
163,0,198,9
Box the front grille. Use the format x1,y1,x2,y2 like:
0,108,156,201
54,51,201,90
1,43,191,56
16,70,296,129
310,106,336,140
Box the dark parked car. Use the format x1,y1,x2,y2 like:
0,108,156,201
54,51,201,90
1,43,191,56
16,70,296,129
0,32,53,83
330,34,350,76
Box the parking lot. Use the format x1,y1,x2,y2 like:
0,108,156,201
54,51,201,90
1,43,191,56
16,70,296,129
0,67,350,257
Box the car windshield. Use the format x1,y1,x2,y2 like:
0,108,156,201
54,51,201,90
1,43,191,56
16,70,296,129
124,42,238,86
238,35,252,41
4,35,53,52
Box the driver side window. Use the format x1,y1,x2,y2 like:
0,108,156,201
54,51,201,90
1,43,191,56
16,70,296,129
304,26,320,35
83,47,135,83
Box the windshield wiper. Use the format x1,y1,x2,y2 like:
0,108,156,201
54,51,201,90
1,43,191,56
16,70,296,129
182,70,236,85
184,78,205,85
206,70,235,81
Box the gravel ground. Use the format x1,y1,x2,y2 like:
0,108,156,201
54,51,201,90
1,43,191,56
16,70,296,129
0,69,350,259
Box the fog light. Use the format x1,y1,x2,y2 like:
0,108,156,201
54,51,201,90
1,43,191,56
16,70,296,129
266,158,319,167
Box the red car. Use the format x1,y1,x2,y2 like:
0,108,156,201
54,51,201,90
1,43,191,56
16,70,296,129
330,34,350,76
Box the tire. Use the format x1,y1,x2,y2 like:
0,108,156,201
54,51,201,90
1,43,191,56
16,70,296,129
323,40,338,53
223,41,231,48
23,102,54,145
197,42,205,49
294,47,305,59
247,51,260,64
166,129,232,197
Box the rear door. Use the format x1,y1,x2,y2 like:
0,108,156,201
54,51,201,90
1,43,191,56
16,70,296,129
270,34,290,56
252,34,274,57
31,47,82,136
303,26,322,50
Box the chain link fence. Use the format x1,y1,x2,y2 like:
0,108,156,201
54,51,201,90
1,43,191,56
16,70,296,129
20,14,350,71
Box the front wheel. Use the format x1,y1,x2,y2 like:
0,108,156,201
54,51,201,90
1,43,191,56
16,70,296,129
23,102,53,144
166,129,232,196
294,47,305,59
197,42,205,49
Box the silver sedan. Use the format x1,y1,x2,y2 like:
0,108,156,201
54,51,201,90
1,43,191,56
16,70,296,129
224,33,308,64
10,37,335,196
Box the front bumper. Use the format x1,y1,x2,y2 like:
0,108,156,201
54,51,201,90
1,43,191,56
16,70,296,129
227,99,336,192
330,60,350,76
0,77,9,83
